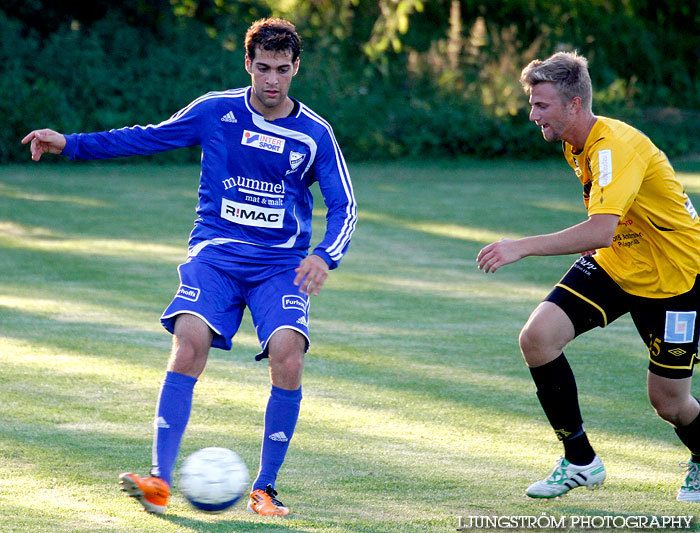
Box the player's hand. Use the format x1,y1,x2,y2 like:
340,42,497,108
21,128,66,161
294,254,329,296
476,238,523,273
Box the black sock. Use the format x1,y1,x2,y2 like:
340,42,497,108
562,432,596,466
530,353,595,465
675,404,700,463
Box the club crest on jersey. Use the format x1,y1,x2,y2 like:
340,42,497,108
176,284,200,302
282,294,309,313
241,130,285,153
289,151,305,170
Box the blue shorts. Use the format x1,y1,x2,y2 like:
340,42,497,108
160,257,310,359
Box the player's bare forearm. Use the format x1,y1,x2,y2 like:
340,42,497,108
294,254,329,296
476,214,618,273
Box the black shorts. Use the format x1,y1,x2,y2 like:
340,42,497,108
545,255,700,378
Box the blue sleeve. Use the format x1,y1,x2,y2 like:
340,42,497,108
311,129,357,270
62,97,207,160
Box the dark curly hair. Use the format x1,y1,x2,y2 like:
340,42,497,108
245,18,302,62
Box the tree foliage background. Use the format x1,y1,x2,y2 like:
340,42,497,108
2,0,699,163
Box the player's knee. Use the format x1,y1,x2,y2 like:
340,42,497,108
519,325,562,367
519,322,548,359
267,330,306,386
268,351,304,390
648,391,684,425
269,343,304,373
168,337,208,377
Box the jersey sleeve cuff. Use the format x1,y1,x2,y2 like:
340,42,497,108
588,207,624,216
62,134,78,159
312,248,337,270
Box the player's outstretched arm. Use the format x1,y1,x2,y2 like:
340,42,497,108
476,214,619,273
21,128,67,161
294,254,330,296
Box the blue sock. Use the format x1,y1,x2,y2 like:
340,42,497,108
253,385,302,491
150,371,197,486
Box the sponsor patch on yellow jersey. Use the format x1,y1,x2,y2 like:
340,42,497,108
564,117,700,298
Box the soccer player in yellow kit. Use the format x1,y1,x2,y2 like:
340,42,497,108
477,51,700,501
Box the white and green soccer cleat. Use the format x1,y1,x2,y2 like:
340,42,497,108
526,455,606,498
677,460,700,502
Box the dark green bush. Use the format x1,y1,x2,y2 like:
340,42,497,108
2,5,698,164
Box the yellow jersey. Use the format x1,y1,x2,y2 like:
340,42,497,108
563,116,700,298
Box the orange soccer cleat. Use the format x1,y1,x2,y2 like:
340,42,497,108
247,484,290,516
118,472,170,514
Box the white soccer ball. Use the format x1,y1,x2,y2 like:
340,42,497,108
178,447,250,513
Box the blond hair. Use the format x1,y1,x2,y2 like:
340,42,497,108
520,51,592,111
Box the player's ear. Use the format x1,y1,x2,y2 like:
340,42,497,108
569,96,582,112
244,54,252,74
292,57,300,76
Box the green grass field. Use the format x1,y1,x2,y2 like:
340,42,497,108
2,158,700,532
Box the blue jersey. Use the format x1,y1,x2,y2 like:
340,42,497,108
62,87,357,268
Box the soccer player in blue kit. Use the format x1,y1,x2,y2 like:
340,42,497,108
22,18,357,516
